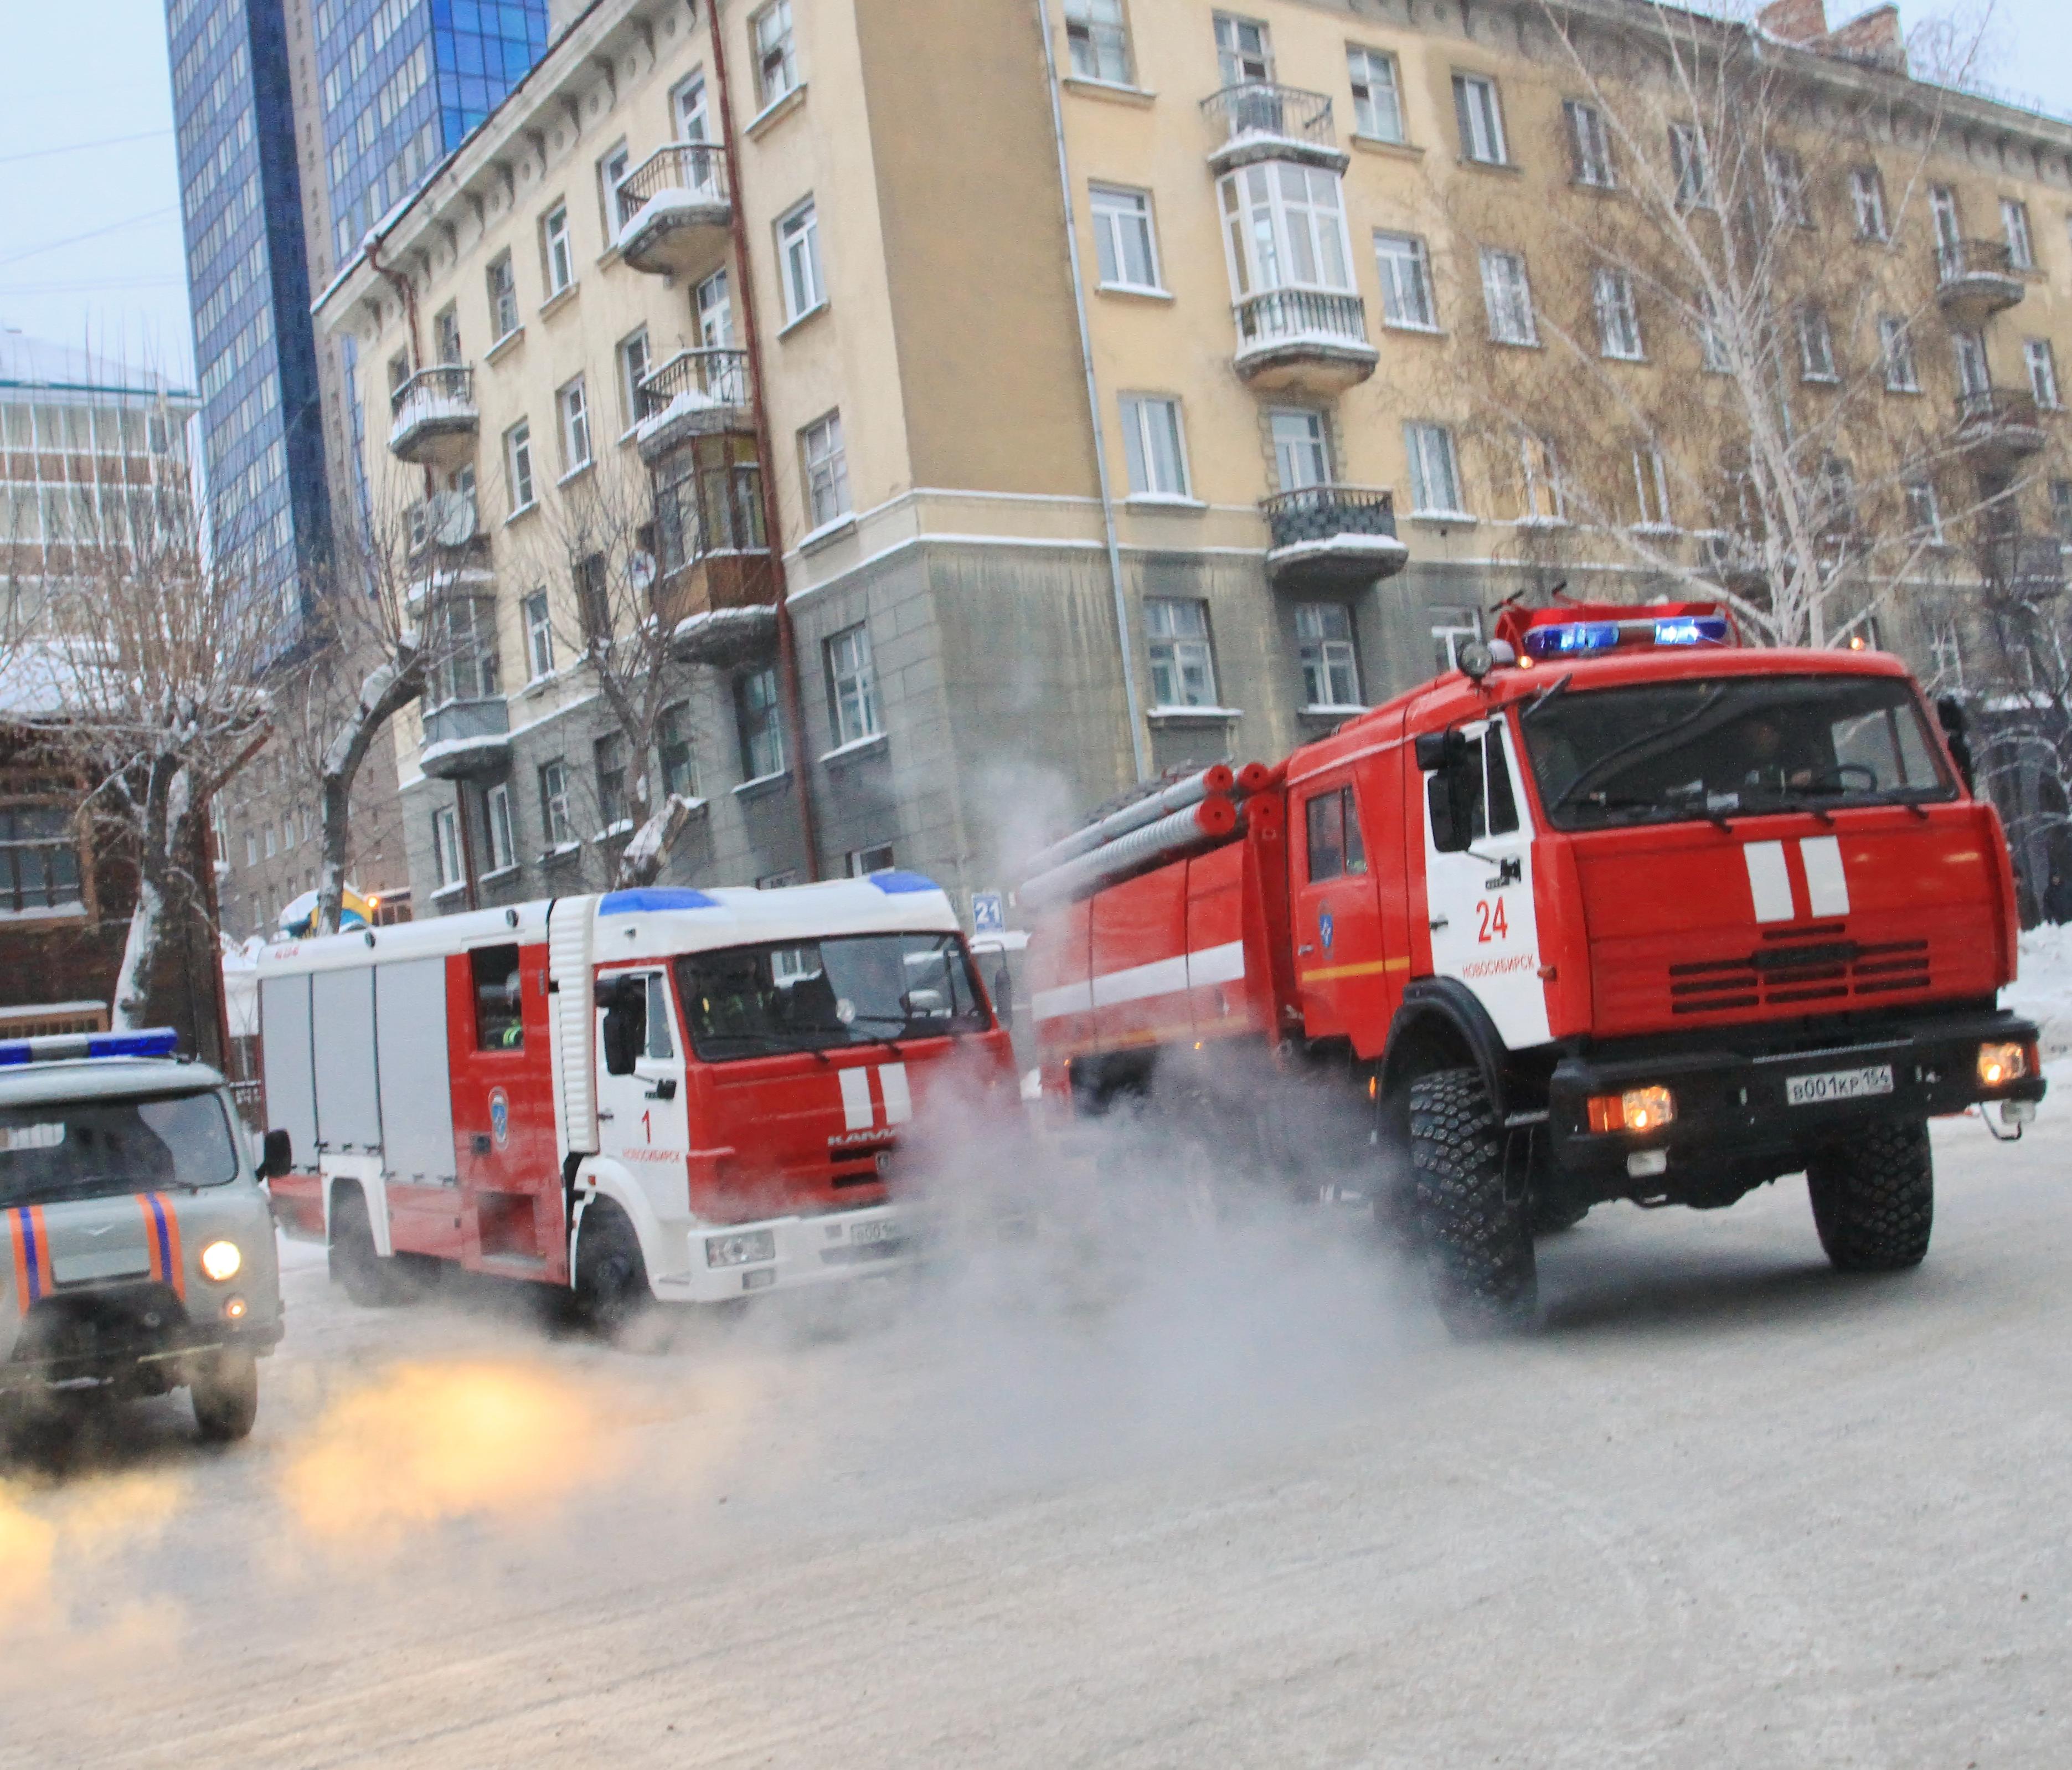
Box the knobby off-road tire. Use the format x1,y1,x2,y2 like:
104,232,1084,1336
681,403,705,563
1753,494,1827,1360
1529,1194,1591,1236
329,1186,409,1308
1410,1066,1538,1334
1806,1118,1934,1272
190,1350,259,1442
571,1198,651,1337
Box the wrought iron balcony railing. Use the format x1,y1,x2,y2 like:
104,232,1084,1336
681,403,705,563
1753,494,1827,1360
1980,533,2066,601
636,347,751,422
614,141,730,230
389,363,473,418
1200,81,1336,151
1234,288,1369,351
1936,236,2018,286
1261,484,1397,551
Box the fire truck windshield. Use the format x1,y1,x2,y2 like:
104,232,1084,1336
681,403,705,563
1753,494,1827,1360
0,1090,240,1207
674,933,991,1061
1519,672,1955,831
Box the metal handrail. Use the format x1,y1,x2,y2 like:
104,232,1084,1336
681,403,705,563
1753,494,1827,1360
1233,288,1368,349
1261,484,1396,550
615,141,730,229
1956,385,2042,429
636,347,751,419
1980,533,2066,599
1200,81,1335,147
1936,237,2017,284
389,363,473,417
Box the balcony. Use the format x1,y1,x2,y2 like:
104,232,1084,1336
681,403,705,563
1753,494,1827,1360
419,697,510,781
1980,533,2066,604
615,143,731,277
388,364,478,467
1954,387,2046,465
1231,289,1377,394
1200,83,1347,174
1935,239,2026,324
1262,485,1406,586
634,348,754,462
405,491,482,557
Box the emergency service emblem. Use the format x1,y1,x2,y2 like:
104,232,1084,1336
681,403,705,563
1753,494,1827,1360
1320,908,1334,950
488,1087,511,1149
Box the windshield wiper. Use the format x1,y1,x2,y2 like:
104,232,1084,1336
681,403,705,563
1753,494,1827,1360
1520,673,1573,721
705,1030,833,1064
1551,686,1731,813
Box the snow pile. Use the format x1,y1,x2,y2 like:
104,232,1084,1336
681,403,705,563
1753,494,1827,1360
2007,925,2072,1058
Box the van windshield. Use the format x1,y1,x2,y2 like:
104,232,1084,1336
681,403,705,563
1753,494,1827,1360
1519,673,1955,832
0,1090,241,1208
676,933,991,1061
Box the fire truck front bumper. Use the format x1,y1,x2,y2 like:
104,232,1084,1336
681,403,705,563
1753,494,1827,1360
654,1201,920,1304
1544,1009,2047,1191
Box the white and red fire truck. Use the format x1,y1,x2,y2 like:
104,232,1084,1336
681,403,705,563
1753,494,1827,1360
1024,601,2046,1329
257,876,1013,1321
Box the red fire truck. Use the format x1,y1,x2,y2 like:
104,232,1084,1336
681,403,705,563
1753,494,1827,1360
256,877,1013,1323
1025,603,2045,1330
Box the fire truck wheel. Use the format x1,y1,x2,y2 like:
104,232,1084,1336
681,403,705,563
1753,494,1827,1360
190,1351,259,1443
1806,1119,1934,1272
1409,1067,1538,1334
572,1200,650,1337
329,1186,408,1308
1529,1195,1591,1236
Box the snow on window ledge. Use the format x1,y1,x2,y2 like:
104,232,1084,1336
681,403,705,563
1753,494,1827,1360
594,819,636,841
0,902,87,922
818,731,886,765
1147,704,1240,725
731,769,791,797
539,841,584,863
479,863,521,884
431,881,469,902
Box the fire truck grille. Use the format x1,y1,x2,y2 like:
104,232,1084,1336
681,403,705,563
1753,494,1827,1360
1667,932,1931,1015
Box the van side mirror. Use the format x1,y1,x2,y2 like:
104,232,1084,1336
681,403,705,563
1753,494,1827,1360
259,1127,292,1179
598,976,645,1077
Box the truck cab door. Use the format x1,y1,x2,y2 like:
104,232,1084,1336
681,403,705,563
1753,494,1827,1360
1421,717,1550,1049
1292,775,1389,1047
595,969,692,1221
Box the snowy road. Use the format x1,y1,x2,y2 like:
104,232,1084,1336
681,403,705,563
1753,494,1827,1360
3,1095,2069,1768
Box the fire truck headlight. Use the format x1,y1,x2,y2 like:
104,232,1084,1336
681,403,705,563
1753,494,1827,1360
1586,1087,1676,1135
1977,1042,2031,1088
199,1240,243,1283
705,1230,776,1268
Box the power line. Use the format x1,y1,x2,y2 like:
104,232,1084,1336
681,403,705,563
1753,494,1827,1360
0,127,173,167
0,207,182,271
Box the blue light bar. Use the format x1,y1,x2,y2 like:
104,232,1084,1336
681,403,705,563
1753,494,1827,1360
0,1028,179,1067
1654,615,1730,647
1524,621,1620,659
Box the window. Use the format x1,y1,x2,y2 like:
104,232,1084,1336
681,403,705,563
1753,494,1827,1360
1271,409,1329,490
433,304,461,365
388,350,411,397
485,784,515,873
2003,199,2035,270
0,807,81,913
674,73,711,145
1880,316,1919,392
1929,619,1962,689
556,375,591,473
1669,123,1710,208
616,328,650,430
659,701,698,801
1218,162,1353,297
1214,13,1271,85
1119,394,1190,498
542,204,572,296
1480,248,1535,345
1953,329,1990,398
1065,0,1132,84
573,552,609,639
2027,338,2061,409
523,589,554,680
431,805,462,889
1453,74,1507,165
1798,305,1837,383
594,733,629,831
695,267,734,347
1430,607,1482,675
1594,267,1643,359
1373,232,1436,329
599,141,631,233
1296,603,1359,708
1305,787,1367,882
2053,478,2072,543
244,830,257,867
801,411,850,529
824,624,880,747
776,199,823,323
1817,454,1855,534
1632,444,1672,528
1697,294,1730,373
1904,479,1943,543
1519,433,1563,522
1348,47,1403,142
846,844,896,878
431,596,501,704
753,1,798,106
1565,100,1612,187
265,822,277,860
1765,147,1809,226
1091,184,1162,290
1849,167,1889,241
735,666,785,779
1146,598,1217,708
1405,423,1464,515
471,947,523,1050
1931,185,1962,262
487,253,518,340
503,419,534,511
539,760,574,848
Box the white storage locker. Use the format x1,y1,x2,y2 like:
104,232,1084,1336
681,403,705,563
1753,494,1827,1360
311,966,382,1154
259,973,317,1160
374,956,456,1186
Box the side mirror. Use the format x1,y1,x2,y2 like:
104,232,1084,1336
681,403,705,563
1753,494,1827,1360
1427,770,1472,854
259,1127,292,1179
1936,695,1977,795
1414,729,1466,773
1936,694,1968,738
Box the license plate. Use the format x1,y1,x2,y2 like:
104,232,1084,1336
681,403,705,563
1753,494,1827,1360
1786,1063,1894,1107
852,1220,896,1244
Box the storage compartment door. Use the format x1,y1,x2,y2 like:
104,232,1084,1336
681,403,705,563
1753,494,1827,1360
374,958,456,1186
311,968,381,1156
259,973,317,1161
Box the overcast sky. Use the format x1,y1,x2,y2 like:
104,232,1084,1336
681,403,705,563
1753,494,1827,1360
0,0,2066,394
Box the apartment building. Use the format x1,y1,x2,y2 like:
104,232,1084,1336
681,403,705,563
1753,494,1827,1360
313,0,2072,922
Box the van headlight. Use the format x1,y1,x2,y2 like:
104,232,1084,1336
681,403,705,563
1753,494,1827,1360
705,1229,775,1268
199,1240,243,1283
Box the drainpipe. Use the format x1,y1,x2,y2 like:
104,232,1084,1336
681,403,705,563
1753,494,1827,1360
364,231,435,500
708,0,823,880
1033,0,1150,781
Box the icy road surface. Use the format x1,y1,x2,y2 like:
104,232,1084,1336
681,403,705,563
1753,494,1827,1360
3,1099,2069,1768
